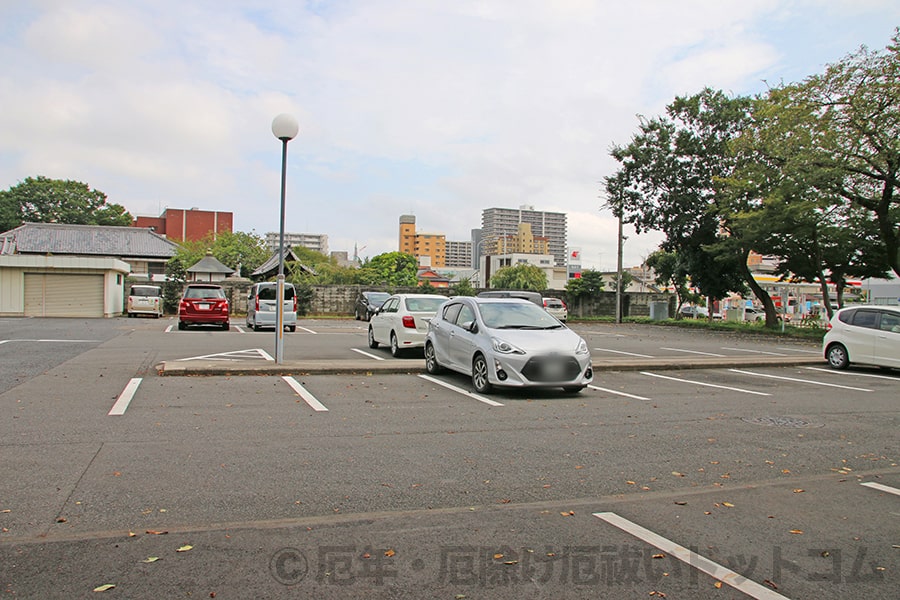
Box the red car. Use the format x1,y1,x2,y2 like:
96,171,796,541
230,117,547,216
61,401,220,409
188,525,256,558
178,284,230,330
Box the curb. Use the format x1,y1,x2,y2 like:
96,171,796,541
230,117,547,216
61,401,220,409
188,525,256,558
157,355,826,377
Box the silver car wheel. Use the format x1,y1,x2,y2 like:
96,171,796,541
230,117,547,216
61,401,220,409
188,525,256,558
390,333,401,357
425,342,442,374
827,343,849,369
472,354,493,393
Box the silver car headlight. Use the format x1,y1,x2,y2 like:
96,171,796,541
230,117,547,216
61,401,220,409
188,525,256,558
491,337,525,355
575,338,589,355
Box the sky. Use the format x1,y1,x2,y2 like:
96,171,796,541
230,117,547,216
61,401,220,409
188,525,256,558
1,1,898,270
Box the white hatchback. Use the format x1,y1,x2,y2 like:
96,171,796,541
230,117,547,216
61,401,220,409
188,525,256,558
823,305,900,370
368,294,450,357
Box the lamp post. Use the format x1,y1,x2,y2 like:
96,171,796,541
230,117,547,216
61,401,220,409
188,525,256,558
271,113,299,364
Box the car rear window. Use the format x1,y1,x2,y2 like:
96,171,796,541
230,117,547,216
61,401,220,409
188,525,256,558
257,285,295,300
405,297,447,312
130,286,160,297
185,287,226,299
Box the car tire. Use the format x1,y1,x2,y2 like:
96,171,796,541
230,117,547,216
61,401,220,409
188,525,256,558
563,386,585,394
424,342,443,374
368,326,379,349
222,322,230,331
390,332,402,358
288,325,296,332
178,321,186,330
355,309,361,321
472,353,493,394
826,343,849,369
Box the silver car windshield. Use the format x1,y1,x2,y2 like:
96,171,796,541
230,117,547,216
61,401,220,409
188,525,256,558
478,302,563,330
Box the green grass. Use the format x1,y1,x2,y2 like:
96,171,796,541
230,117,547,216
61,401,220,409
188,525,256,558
569,316,826,341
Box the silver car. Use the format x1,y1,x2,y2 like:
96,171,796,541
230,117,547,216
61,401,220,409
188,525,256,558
424,297,593,393
246,282,297,332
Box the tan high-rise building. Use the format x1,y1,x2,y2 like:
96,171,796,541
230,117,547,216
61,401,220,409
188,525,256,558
398,215,446,267
491,222,550,256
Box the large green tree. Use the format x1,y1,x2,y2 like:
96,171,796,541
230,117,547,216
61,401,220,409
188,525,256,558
0,176,132,231
565,269,604,317
358,252,418,287
606,89,754,321
740,31,900,278
490,264,547,291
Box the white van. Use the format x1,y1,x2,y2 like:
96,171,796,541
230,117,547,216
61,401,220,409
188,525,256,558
247,282,297,331
127,285,163,318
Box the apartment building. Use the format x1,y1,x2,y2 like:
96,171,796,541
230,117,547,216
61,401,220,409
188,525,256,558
445,240,473,268
398,215,446,267
265,232,328,255
481,206,567,267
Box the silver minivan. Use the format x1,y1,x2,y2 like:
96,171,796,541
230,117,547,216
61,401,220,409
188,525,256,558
247,282,297,331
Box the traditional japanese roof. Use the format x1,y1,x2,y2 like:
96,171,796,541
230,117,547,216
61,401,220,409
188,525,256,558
187,253,234,275
0,222,178,258
251,247,317,278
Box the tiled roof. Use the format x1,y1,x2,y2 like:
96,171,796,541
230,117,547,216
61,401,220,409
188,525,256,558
251,247,316,277
187,254,234,274
0,222,178,258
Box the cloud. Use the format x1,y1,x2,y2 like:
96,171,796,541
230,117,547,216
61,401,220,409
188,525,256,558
1,0,898,271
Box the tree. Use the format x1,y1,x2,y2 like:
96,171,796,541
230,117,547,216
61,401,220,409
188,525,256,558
490,264,547,291
170,231,269,278
609,270,633,292
760,31,900,278
606,89,757,322
565,269,604,318
358,252,418,287
451,278,476,296
0,176,132,231
645,250,696,317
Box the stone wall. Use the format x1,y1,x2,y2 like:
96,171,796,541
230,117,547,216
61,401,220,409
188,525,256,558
163,280,675,319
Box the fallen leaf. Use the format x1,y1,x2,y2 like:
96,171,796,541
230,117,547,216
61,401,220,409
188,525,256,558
0,509,10,513
560,511,575,517
93,584,116,592
674,501,687,506
362,552,371,559
714,581,723,589
113,472,121,477
56,517,67,523
142,557,161,563
176,544,193,552
671,471,684,477
763,579,779,589
722,502,735,508
651,553,666,559
493,553,504,560
789,529,803,535
504,560,518,565
575,465,584,470
128,531,137,538
384,549,395,557
626,480,636,485
792,489,805,493
146,530,168,535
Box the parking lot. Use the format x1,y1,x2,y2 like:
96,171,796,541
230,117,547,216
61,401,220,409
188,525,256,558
1,317,898,599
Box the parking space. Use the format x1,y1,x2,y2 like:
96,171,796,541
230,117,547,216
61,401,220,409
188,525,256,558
3,318,897,598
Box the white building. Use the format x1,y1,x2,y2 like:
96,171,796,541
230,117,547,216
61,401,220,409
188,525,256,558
265,232,328,255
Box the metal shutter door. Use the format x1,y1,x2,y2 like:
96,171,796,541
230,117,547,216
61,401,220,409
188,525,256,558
24,274,105,317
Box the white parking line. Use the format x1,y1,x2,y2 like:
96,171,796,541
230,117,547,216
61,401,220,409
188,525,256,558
234,325,246,333
659,347,726,357
728,369,873,392
805,367,900,381
165,325,174,333
587,385,650,400
721,347,787,356
417,374,504,407
282,376,329,411
109,378,142,415
351,348,384,361
296,326,317,334
0,339,100,344
593,348,655,358
641,371,771,396
593,512,790,600
176,349,274,361
860,481,900,497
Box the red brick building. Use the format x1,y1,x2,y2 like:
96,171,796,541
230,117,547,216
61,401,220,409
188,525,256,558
133,208,233,243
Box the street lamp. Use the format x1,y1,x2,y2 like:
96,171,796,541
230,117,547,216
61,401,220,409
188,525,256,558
271,113,299,364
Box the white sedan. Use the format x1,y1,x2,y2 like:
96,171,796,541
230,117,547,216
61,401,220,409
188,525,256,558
368,294,450,357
